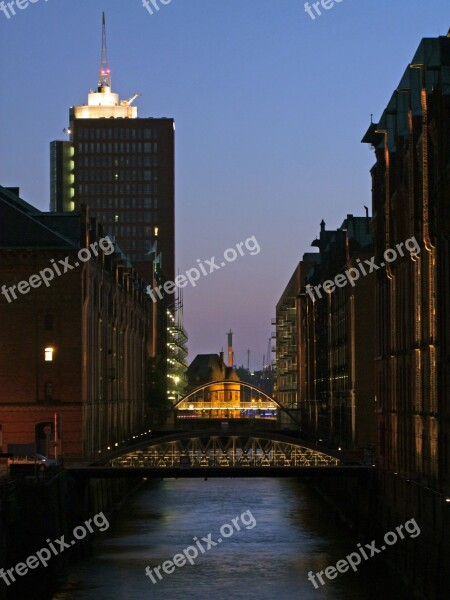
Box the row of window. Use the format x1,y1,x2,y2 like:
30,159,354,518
77,142,158,154
76,127,159,141
103,225,159,239
126,253,146,263
77,169,158,182
104,221,158,237
77,183,159,195
111,212,158,225
119,218,156,234
89,197,158,211
77,155,158,168
115,239,146,252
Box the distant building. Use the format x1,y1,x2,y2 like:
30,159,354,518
166,300,188,404
235,366,275,397
276,214,376,449
177,353,278,425
186,353,240,391
0,186,150,461
361,32,450,598
300,215,375,450
275,254,318,424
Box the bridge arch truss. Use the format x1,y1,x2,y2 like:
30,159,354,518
174,380,285,421
109,433,341,469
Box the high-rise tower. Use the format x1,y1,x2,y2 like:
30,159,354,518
50,12,181,403
50,12,175,285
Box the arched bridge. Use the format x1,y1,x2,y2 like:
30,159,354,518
109,431,341,468
68,431,373,478
173,380,297,424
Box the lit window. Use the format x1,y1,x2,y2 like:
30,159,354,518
45,347,54,362
154,227,159,237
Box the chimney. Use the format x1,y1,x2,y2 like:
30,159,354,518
227,330,234,367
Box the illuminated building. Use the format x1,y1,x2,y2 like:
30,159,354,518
0,186,150,461
166,299,188,404
362,32,450,597
176,353,279,424
50,14,181,415
50,14,176,364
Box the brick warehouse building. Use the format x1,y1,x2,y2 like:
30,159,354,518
0,186,150,461
298,215,375,451
362,32,450,597
275,214,376,450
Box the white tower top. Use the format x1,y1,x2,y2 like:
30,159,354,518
73,12,139,120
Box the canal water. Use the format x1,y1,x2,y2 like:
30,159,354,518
51,479,409,600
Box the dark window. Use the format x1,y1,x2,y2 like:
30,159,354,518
44,314,54,330
44,383,53,401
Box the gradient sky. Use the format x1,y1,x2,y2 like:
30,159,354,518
0,0,449,369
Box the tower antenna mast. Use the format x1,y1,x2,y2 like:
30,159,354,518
99,12,111,90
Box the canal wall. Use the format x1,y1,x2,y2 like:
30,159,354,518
310,470,450,600
375,471,450,600
0,467,143,600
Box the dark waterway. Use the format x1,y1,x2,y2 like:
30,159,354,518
51,478,410,600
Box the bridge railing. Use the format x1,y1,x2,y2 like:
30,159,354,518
111,442,340,469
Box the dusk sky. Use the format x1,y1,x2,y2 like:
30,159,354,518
1,0,449,369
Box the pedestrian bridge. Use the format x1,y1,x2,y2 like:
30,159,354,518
66,431,373,479
173,380,281,421
109,431,341,468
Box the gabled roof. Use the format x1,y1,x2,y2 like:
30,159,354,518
187,354,240,387
0,186,79,249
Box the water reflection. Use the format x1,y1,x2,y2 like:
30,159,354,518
52,478,409,600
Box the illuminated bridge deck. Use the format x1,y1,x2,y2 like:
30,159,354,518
67,431,374,479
